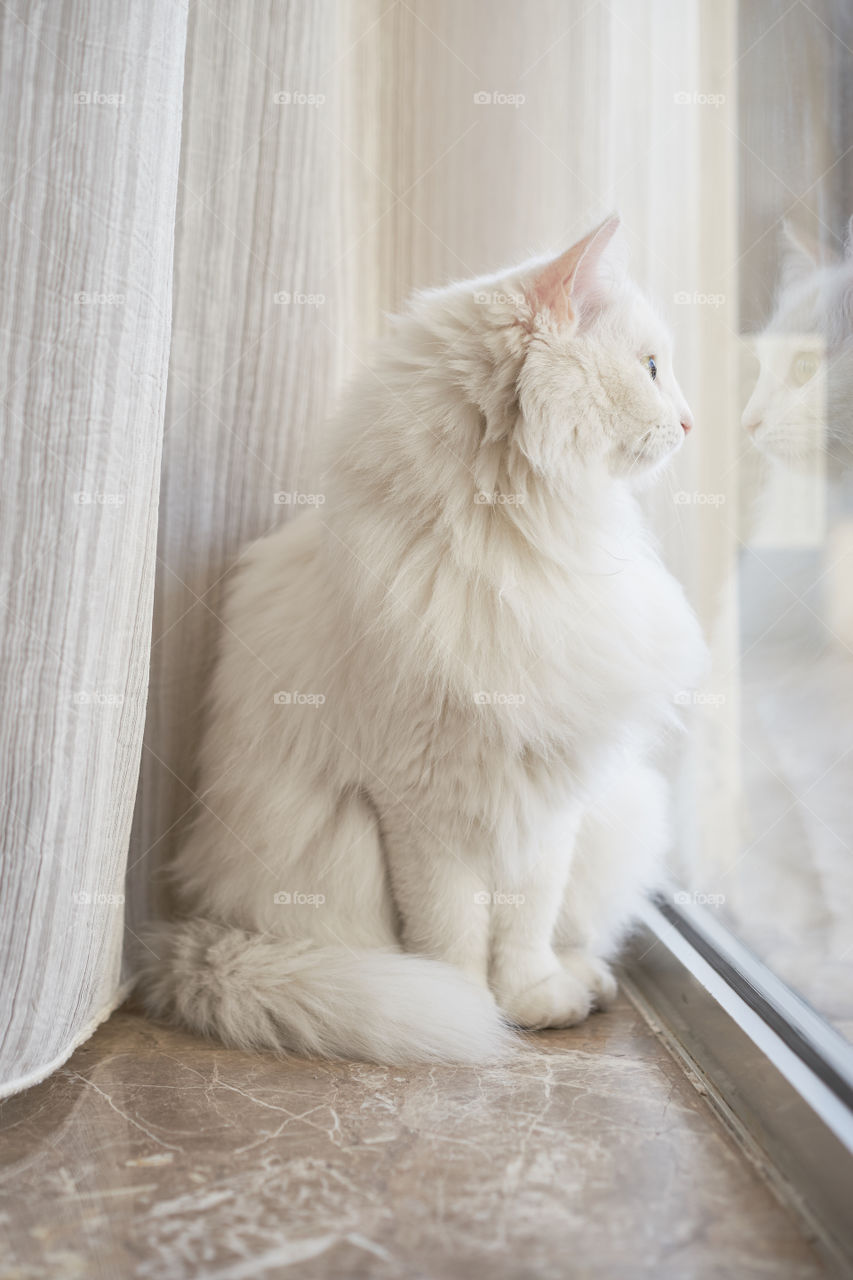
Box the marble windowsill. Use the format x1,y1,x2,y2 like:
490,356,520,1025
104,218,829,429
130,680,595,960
0,995,833,1279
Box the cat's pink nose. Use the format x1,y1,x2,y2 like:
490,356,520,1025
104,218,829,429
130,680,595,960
681,414,693,435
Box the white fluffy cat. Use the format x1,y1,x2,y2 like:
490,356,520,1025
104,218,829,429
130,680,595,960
138,215,705,1064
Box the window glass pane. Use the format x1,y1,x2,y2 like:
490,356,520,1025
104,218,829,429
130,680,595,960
679,0,853,1046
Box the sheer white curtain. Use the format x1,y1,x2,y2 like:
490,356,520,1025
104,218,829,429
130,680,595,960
0,0,733,1095
128,0,343,934
0,1,188,1095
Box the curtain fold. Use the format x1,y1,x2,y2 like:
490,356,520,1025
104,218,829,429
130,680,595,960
128,0,342,931
0,1,188,1096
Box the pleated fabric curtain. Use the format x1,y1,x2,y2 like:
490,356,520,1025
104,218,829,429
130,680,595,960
128,0,343,932
0,1,188,1095
1,0,730,1096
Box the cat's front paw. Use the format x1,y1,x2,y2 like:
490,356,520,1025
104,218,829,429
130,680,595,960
496,967,592,1030
557,950,618,1010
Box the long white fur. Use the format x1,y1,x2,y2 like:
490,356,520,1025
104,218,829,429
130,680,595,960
137,215,706,1064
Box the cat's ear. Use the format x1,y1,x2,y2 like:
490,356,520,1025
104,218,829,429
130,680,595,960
779,220,820,288
528,214,625,326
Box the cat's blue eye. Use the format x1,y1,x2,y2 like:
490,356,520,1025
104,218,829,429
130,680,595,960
646,356,657,381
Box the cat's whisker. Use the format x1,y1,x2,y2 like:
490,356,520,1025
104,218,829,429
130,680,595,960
666,465,692,552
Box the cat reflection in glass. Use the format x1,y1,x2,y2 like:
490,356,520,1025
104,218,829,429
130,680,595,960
738,218,853,1025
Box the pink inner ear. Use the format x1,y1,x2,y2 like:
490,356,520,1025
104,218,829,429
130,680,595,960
529,213,622,326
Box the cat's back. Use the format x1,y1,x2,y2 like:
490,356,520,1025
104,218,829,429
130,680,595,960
212,511,337,681
226,510,326,613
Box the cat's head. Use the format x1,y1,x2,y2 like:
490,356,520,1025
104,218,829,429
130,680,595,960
511,216,692,486
406,215,693,496
741,220,853,469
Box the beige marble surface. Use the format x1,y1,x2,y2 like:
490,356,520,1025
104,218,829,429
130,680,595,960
0,997,832,1279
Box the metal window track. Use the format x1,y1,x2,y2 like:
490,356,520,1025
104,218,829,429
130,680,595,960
623,896,853,1271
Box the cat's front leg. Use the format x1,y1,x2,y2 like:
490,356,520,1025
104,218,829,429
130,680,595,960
378,803,493,987
490,806,591,1029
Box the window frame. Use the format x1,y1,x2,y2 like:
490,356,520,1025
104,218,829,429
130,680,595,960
623,896,853,1269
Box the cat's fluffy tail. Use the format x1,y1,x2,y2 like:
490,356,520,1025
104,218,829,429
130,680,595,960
136,918,514,1065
